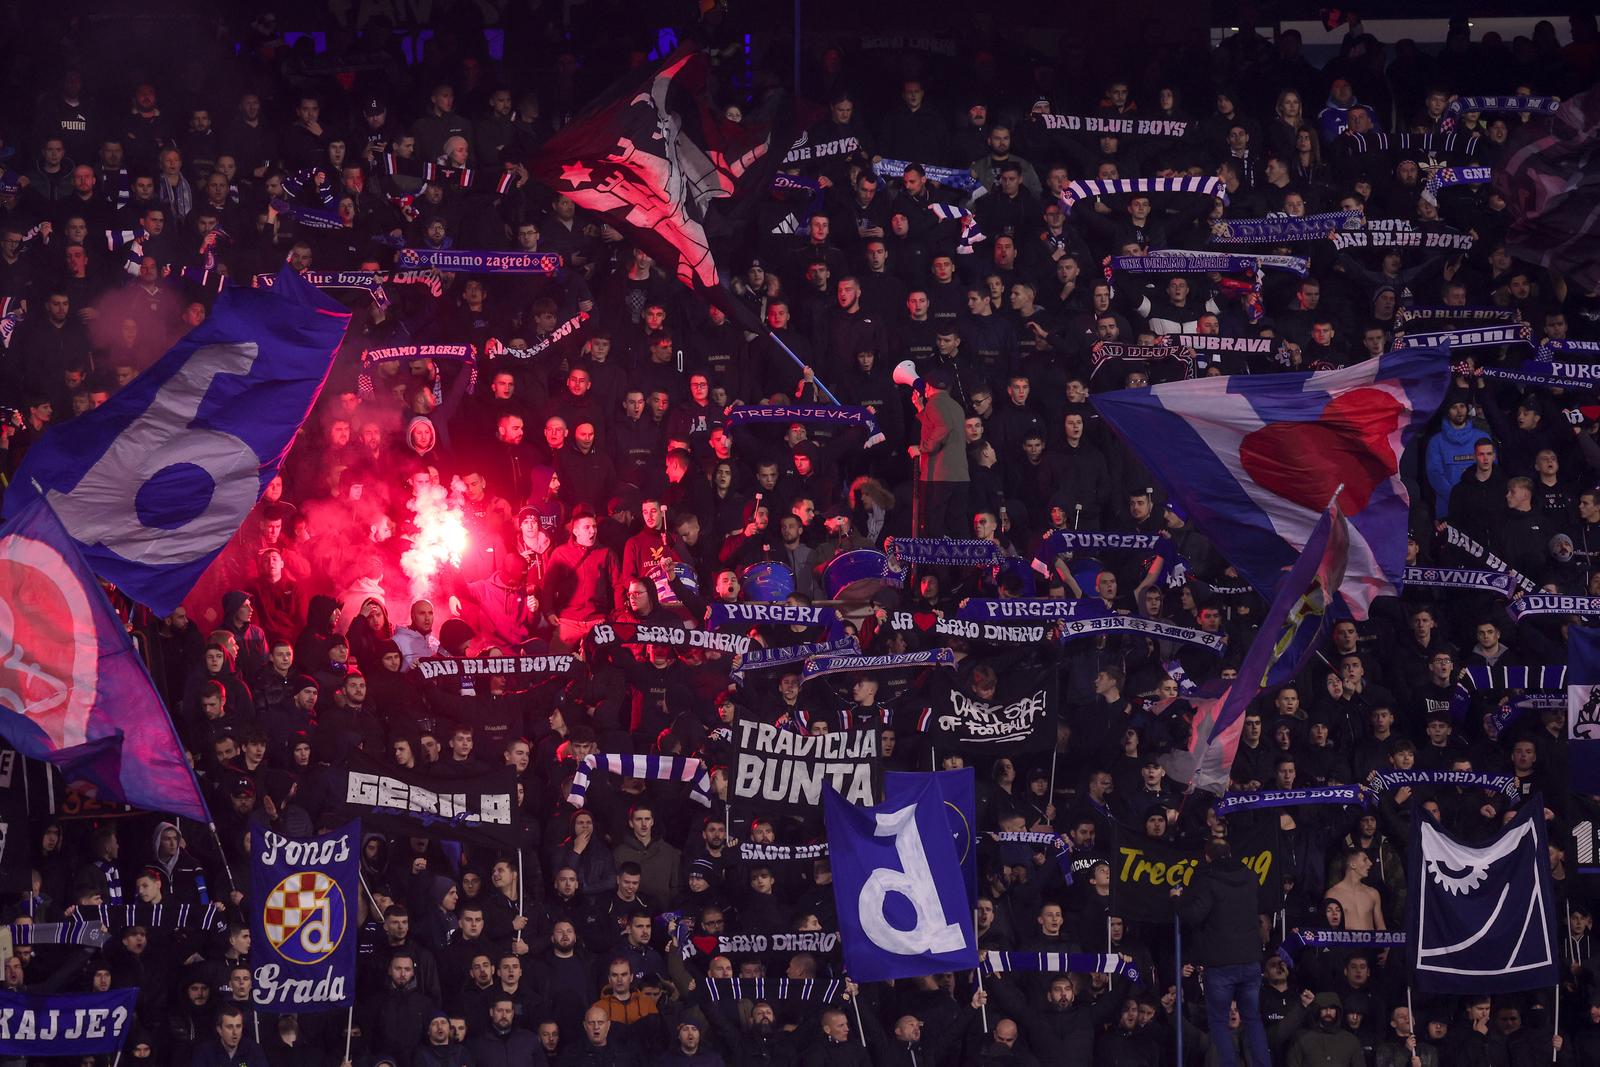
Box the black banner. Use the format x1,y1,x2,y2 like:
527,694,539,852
737,841,830,866
589,622,751,655
731,719,878,813
1113,827,1279,922
684,929,841,971
334,754,520,849
925,665,1058,754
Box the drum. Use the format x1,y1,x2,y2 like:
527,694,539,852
741,561,794,602
823,549,906,602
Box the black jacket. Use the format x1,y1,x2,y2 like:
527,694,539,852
1175,856,1264,966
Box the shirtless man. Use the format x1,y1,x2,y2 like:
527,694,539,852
1326,847,1386,930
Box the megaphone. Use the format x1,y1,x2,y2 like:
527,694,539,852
892,359,926,394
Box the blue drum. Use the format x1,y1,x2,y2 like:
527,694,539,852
741,561,795,602
823,549,905,601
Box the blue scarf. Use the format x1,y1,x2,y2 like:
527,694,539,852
1508,594,1600,619
1153,248,1309,274
566,753,712,809
885,537,1005,567
1209,211,1363,244
873,157,981,192
1277,929,1406,966
1057,613,1228,653
486,312,590,361
710,602,842,630
1542,340,1600,359
1517,361,1600,389
357,344,477,399
1402,566,1514,595
729,636,859,685
1214,786,1367,817
1441,95,1560,133
1423,165,1493,202
802,648,955,680
1061,177,1226,213
958,598,1112,621
395,248,563,273
1439,523,1536,594
723,404,883,446
1035,112,1189,138
1396,323,1533,350
1396,305,1520,329
983,952,1140,983
270,197,344,231
1367,769,1519,798
1113,252,1259,274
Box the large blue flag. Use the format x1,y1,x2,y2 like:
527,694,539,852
1568,628,1600,794
823,775,978,982
0,497,209,821
885,768,976,909
1171,501,1348,793
1091,350,1447,619
6,267,352,614
1409,796,1557,994
250,822,357,1013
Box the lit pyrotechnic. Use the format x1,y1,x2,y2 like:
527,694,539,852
400,475,469,604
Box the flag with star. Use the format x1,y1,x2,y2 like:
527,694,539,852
527,43,786,333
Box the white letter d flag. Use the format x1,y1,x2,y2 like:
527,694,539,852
824,775,978,982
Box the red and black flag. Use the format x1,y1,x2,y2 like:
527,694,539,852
527,44,782,333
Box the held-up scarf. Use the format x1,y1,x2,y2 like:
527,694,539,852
270,197,345,231
723,404,883,447
282,167,335,206
1422,165,1494,203
1060,177,1227,213
1034,112,1189,138
872,157,982,192
588,621,752,656
1367,768,1519,798
729,636,859,685
1329,226,1475,252
1440,523,1536,593
801,648,956,680
1395,305,1521,328
357,344,477,399
486,312,590,362
1214,786,1367,817
1402,566,1515,595
1542,340,1600,359
395,248,564,273
1396,324,1534,350
1057,613,1229,653
1151,248,1310,275
1440,95,1561,133
701,978,845,1003
1277,929,1407,966
566,753,713,809
253,270,390,307
885,537,1004,567
76,902,227,931
1209,211,1363,244
1089,343,1198,384
0,307,23,348
929,201,987,254
709,601,843,631
1113,252,1259,274
8,920,110,947
1517,361,1600,388
1508,594,1600,619
983,952,1141,983
1033,529,1167,574
1483,366,1599,391
1449,664,1567,722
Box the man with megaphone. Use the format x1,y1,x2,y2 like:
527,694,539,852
894,360,968,538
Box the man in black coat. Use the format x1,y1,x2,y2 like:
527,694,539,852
1173,840,1272,1067
470,998,543,1067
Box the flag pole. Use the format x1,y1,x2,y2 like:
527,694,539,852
1553,980,1562,1063
1174,916,1185,1067
208,822,242,902
343,1005,354,1065
847,977,867,1047
975,923,988,1031
516,849,526,950
765,329,842,404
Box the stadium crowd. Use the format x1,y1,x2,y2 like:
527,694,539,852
0,6,1599,1067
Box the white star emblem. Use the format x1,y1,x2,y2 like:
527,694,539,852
560,163,594,188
